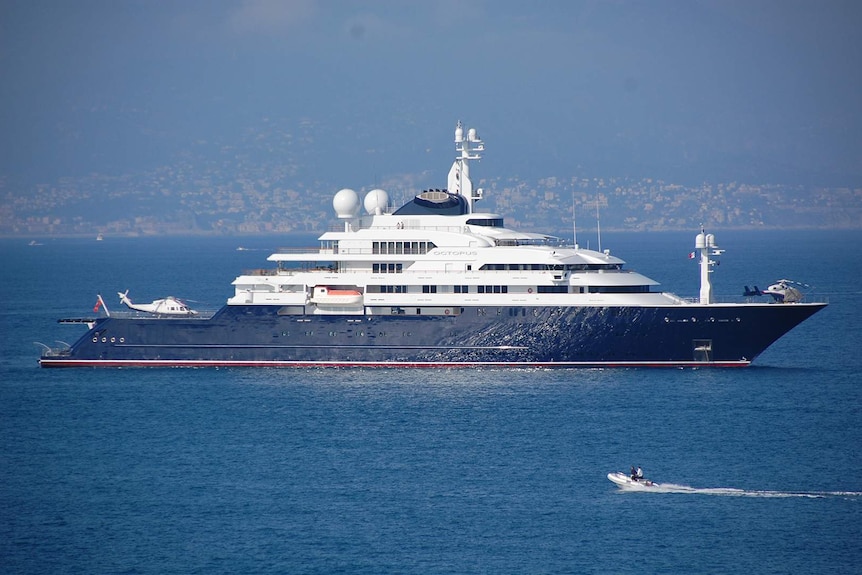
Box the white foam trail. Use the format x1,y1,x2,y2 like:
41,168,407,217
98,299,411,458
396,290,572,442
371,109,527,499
615,482,862,499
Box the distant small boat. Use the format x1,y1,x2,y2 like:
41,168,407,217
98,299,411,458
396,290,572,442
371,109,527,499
28,240,43,246
96,233,104,241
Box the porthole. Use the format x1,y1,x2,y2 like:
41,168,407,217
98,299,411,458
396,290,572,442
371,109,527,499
92,337,98,343
119,337,125,343
110,337,115,343
101,337,107,343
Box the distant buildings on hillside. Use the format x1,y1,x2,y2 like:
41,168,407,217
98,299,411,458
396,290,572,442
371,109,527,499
2,169,860,237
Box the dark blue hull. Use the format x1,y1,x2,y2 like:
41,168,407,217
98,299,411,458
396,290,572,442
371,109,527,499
40,302,826,368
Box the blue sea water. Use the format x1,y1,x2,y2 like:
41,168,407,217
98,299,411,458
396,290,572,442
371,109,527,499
1,230,861,574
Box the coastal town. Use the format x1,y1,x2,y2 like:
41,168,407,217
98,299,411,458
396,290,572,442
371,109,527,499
3,166,859,238
2,114,860,238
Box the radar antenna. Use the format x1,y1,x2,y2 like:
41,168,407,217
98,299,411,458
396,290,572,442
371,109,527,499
572,191,579,248
448,121,485,214
595,196,602,253
694,226,724,304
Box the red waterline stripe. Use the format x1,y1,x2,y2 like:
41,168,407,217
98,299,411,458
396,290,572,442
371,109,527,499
39,359,751,369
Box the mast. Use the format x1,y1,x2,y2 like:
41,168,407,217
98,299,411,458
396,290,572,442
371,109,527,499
572,192,578,248
448,121,484,214
596,196,602,253
695,227,724,304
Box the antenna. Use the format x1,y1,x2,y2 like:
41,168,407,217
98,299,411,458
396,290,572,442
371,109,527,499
595,195,602,253
449,121,484,214
572,192,578,248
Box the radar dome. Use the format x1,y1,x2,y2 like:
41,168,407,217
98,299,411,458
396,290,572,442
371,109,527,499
364,189,390,215
333,188,360,219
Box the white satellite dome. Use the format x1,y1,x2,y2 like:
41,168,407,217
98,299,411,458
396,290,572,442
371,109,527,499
364,189,390,215
333,188,360,219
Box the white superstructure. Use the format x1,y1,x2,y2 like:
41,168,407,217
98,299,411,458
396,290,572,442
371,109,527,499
227,122,692,313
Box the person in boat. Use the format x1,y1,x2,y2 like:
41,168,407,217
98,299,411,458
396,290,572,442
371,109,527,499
630,465,638,481
636,466,644,481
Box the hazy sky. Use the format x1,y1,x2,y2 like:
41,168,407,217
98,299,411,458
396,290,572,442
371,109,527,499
2,0,861,187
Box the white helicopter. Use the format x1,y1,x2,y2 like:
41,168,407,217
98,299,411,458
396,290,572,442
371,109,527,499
118,290,198,316
743,279,808,303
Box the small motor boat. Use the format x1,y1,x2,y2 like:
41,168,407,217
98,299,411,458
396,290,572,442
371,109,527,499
607,472,657,489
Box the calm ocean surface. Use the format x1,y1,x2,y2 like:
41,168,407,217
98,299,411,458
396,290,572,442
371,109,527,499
2,230,861,574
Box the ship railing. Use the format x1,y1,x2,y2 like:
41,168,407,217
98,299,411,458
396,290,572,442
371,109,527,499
273,246,330,254
108,310,219,319
325,223,472,234
259,268,631,278
272,247,440,256
675,295,829,305
40,346,72,358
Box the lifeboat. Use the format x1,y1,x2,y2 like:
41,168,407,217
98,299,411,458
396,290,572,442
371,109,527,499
310,286,363,306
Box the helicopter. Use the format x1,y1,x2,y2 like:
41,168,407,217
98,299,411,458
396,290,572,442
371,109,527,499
117,290,198,315
743,279,808,303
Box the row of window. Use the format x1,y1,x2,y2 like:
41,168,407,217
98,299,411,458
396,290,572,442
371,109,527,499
466,218,504,227
282,330,419,337
371,261,622,273
367,284,650,294
372,241,437,255
479,263,622,271
373,263,404,273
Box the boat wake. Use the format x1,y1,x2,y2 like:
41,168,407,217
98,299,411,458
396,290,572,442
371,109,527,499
616,481,862,499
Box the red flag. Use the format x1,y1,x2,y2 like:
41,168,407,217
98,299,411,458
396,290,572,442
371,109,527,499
93,298,102,312
688,251,696,259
